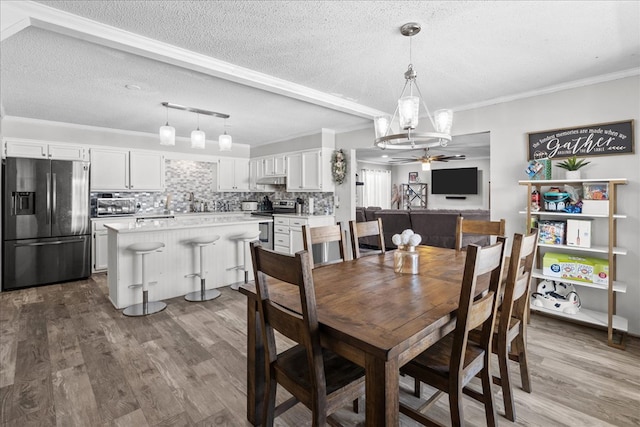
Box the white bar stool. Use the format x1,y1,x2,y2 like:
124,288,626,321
123,242,166,317
227,231,261,290
184,235,221,302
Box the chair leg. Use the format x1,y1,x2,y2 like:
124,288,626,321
413,377,421,398
514,333,532,393
449,385,464,427
497,339,516,421
480,365,497,427
352,397,359,414
262,375,277,427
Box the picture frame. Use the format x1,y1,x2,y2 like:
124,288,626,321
408,172,419,183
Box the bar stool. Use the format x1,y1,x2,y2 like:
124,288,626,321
123,242,166,317
184,235,221,302
227,231,261,290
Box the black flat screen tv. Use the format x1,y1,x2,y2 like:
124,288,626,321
431,167,478,195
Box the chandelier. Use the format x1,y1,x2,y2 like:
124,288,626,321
159,102,231,151
374,23,453,150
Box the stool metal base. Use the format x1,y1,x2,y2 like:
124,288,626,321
123,301,167,317
185,289,221,302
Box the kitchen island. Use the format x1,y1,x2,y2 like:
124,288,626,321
105,215,269,309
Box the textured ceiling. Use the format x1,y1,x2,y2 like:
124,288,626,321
1,1,639,160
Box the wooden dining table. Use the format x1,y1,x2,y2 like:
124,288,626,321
239,245,489,426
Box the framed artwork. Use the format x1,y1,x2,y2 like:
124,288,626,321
408,172,419,183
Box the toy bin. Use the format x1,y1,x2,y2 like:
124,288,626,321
543,192,570,211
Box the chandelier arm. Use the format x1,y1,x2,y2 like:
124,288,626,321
412,81,437,130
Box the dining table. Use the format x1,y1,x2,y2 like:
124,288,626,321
239,245,490,426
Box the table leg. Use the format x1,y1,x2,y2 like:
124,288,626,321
365,354,399,426
246,298,264,426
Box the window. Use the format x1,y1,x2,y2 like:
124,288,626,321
361,168,391,208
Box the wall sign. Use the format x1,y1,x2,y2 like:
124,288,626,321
527,120,634,160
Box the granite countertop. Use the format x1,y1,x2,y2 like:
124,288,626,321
104,215,271,233
92,211,248,221
272,213,334,219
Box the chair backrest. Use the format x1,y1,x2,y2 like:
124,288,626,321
500,231,539,331
302,223,348,269
451,238,506,379
455,216,506,251
249,242,327,398
348,218,385,259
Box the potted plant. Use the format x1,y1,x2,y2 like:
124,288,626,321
555,155,590,180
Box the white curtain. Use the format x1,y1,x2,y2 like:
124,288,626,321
361,168,391,208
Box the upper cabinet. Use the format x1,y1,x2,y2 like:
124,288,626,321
286,148,333,192
218,158,250,191
91,148,164,191
264,155,287,176
4,138,88,161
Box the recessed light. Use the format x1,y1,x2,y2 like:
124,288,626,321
381,154,389,158
125,84,141,90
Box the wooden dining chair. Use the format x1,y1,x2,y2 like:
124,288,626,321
249,241,365,427
490,230,538,421
399,238,507,427
348,218,385,259
302,223,348,269
455,216,506,251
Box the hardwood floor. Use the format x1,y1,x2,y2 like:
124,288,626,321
1,274,638,426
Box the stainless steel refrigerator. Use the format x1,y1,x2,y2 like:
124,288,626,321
2,157,91,290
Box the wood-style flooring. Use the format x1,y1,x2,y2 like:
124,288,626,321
1,274,639,426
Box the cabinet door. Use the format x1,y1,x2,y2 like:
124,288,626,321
48,144,87,161
290,228,304,254
274,155,287,175
91,148,129,190
233,159,250,191
287,154,303,190
130,151,164,191
93,231,109,272
264,157,275,176
4,140,48,159
218,158,236,190
301,151,321,190
249,159,263,190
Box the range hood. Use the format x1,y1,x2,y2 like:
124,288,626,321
256,175,286,185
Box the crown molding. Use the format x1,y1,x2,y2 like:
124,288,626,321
2,1,384,120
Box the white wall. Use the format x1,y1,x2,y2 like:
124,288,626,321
337,75,640,335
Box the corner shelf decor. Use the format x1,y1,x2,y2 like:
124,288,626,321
519,178,628,349
401,183,428,209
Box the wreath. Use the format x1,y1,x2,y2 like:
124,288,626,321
331,149,347,185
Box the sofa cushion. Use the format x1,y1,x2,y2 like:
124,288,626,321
409,211,459,249
364,206,382,222
373,210,412,249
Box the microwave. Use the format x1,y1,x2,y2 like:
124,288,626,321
96,197,136,216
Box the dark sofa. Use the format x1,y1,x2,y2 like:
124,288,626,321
354,207,491,250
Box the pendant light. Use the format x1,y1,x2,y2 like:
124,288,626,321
191,113,205,149
218,120,232,151
159,104,175,146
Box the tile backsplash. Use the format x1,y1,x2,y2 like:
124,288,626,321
91,159,335,216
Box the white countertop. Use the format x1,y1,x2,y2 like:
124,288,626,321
104,215,271,233
92,211,248,221
272,214,334,219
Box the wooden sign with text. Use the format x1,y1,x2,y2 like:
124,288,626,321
527,120,634,160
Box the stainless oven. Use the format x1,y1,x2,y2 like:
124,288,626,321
257,220,273,250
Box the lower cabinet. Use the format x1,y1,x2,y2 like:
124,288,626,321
272,215,335,262
91,218,135,273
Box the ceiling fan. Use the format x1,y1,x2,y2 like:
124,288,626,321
390,149,466,170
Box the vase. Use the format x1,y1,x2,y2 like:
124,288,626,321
394,245,419,274
565,170,581,180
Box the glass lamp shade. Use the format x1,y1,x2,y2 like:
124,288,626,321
218,133,232,151
191,129,206,149
398,96,420,130
434,109,453,134
374,115,391,138
159,124,175,146
421,161,431,171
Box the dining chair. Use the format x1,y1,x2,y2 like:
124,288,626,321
399,238,507,427
489,230,538,421
302,223,348,268
348,218,385,259
249,241,365,427
455,216,506,251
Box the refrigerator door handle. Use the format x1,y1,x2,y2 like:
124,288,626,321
11,193,17,216
15,240,81,247
46,173,51,224
52,173,57,224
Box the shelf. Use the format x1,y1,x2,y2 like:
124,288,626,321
519,178,628,185
537,243,627,256
518,211,626,219
530,303,628,332
531,269,627,293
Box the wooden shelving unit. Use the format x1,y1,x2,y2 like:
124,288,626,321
401,183,428,209
519,178,628,349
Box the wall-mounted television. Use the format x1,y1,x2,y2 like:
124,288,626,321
431,167,478,195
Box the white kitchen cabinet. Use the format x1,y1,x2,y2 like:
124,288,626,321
218,158,250,191
90,148,164,191
272,215,335,264
92,217,136,273
264,155,286,175
4,138,88,161
286,149,333,192
249,159,265,190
